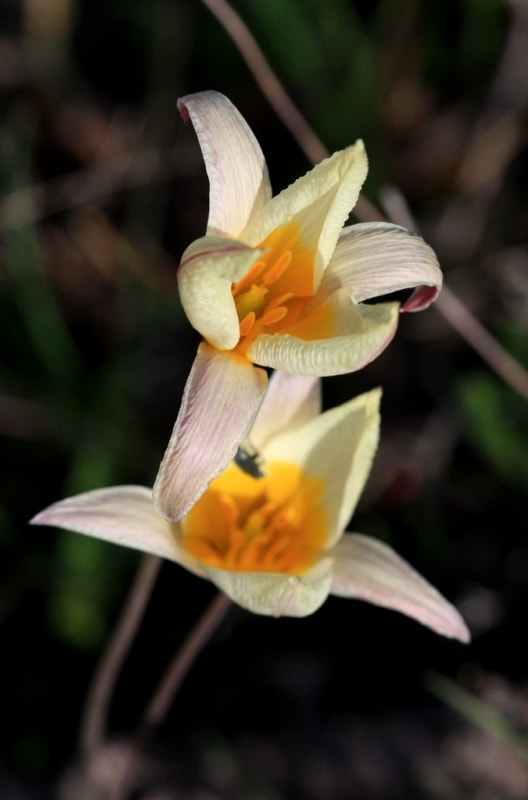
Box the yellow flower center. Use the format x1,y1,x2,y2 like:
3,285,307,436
232,222,334,356
182,461,327,574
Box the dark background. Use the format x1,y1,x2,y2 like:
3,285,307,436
1,0,528,797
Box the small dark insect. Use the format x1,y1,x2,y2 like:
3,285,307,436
234,444,265,478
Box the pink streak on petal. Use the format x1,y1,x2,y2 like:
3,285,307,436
401,285,439,312
177,91,272,239
30,486,204,576
331,534,470,642
323,222,442,312
153,342,268,522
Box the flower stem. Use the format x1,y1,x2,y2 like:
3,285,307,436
108,591,232,800
79,554,162,759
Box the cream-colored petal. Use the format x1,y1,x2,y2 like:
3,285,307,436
153,343,268,522
203,557,333,618
178,235,263,350
250,372,322,453
178,91,272,238
263,389,381,548
30,485,205,577
247,296,399,376
321,222,442,311
243,143,368,288
331,534,470,642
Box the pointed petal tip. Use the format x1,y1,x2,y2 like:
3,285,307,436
177,97,190,124
331,534,471,644
423,601,471,644
438,603,471,643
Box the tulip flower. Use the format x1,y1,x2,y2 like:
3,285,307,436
31,373,468,640
154,90,443,522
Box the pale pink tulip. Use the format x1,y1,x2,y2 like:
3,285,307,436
154,90,443,521
32,373,467,640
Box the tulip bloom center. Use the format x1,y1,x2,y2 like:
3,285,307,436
232,222,334,356
182,461,327,574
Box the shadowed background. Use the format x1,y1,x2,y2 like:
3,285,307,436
1,0,528,798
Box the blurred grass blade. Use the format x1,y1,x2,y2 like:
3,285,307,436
3,104,80,386
427,672,528,763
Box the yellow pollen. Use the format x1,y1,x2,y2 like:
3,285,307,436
230,222,335,356
182,462,328,574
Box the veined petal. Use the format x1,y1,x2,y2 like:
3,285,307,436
263,389,381,547
178,91,272,238
243,143,368,288
250,372,322,452
203,557,333,618
331,534,470,642
178,235,263,350
30,486,204,577
322,222,442,311
153,343,268,522
247,297,399,376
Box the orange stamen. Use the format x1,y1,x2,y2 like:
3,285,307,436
261,306,288,326
182,462,328,575
263,251,292,285
230,222,334,356
232,260,265,296
239,311,256,337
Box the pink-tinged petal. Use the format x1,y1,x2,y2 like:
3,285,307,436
331,534,470,642
250,372,322,452
322,222,442,311
263,389,381,548
178,235,263,349
244,143,368,287
30,486,204,577
178,91,272,238
247,297,399,376
153,343,268,522
203,557,333,618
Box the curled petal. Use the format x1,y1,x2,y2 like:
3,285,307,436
331,534,470,642
264,389,381,547
323,222,442,311
178,91,272,238
250,372,322,452
247,298,399,376
244,143,368,287
178,235,262,349
153,343,268,522
30,486,204,576
203,558,333,618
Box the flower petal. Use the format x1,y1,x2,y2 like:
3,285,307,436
263,389,381,547
178,235,263,349
250,372,322,453
247,297,399,376
331,534,470,642
244,143,368,287
153,343,268,522
203,557,333,618
178,91,272,238
30,485,204,576
322,222,442,311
